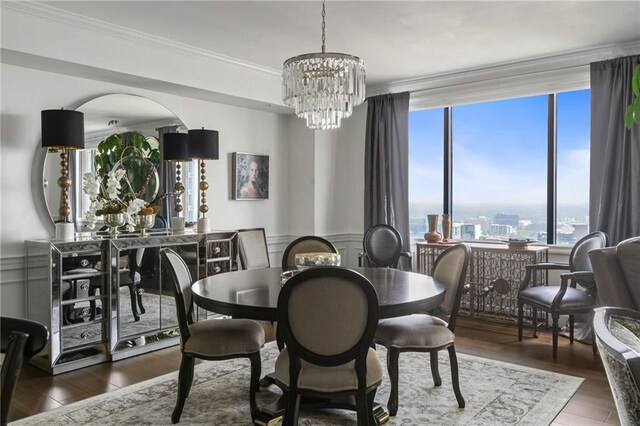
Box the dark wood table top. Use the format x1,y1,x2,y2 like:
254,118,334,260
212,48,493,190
192,267,446,321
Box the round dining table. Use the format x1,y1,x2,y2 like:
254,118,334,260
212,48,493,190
191,266,446,425
191,266,446,321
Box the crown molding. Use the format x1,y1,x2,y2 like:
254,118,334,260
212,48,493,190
1,1,282,79
368,40,640,98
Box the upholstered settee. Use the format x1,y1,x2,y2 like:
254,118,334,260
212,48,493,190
589,236,640,310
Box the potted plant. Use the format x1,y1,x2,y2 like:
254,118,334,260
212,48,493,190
83,130,161,234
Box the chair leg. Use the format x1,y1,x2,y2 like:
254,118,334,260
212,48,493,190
386,347,400,416
552,312,560,360
447,346,465,408
282,391,300,426
249,352,261,421
518,302,524,341
569,315,575,344
367,388,379,426
430,350,442,386
532,307,538,338
126,284,140,322
592,326,598,356
355,388,369,425
172,355,195,423
136,284,146,314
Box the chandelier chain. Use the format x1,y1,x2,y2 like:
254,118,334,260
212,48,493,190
321,1,326,53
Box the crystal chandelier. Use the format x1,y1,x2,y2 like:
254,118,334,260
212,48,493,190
282,1,365,130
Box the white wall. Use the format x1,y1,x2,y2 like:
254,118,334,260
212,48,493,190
0,64,294,316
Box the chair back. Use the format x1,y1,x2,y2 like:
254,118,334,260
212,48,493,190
363,224,403,268
570,231,608,273
431,244,471,331
281,236,338,271
590,236,640,310
593,307,640,425
277,267,379,368
1,317,48,426
160,248,195,343
237,228,270,270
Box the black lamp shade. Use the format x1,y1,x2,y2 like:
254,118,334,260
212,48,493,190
41,109,85,149
163,132,190,161
188,129,219,160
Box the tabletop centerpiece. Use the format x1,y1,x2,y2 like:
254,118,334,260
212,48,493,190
83,130,161,235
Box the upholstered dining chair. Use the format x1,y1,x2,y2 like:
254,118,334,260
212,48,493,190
593,307,640,425
374,243,471,416
160,248,265,423
1,317,49,426
274,267,383,425
359,224,411,269
237,228,270,270
518,231,608,359
281,235,338,271
589,236,640,310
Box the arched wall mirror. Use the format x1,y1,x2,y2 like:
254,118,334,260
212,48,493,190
41,94,199,231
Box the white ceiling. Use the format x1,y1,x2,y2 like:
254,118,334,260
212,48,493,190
39,1,640,87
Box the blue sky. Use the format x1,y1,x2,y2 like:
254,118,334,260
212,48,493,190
409,89,590,209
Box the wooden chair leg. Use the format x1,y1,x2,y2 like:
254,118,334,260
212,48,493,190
355,388,369,425
282,391,300,426
249,352,261,421
518,302,524,341
172,355,195,423
552,312,560,360
447,346,465,408
569,315,575,344
136,285,146,314
367,388,379,426
126,284,140,322
592,326,598,356
430,350,442,386
386,347,400,416
532,307,538,338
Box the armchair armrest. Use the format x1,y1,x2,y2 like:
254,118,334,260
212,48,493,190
561,270,596,290
400,251,412,270
519,262,570,292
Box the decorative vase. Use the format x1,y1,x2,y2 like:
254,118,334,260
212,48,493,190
424,214,443,243
133,213,156,236
442,214,452,242
104,213,126,236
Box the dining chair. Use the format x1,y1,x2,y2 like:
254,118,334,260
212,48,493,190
281,235,338,271
1,317,49,426
274,267,383,425
374,243,471,416
593,307,640,425
517,231,608,359
358,224,411,269
160,248,265,423
237,228,270,270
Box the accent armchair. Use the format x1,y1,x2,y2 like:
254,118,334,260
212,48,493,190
589,236,640,310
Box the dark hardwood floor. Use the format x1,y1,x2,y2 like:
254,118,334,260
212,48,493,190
8,318,619,425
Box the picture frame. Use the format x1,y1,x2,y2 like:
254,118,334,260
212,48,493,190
232,152,269,200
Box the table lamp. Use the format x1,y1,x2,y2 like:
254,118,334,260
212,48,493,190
163,132,191,232
41,108,85,240
187,128,219,233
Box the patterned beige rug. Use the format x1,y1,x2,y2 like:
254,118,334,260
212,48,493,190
14,341,583,425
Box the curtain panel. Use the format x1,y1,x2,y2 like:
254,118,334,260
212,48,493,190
364,92,410,268
590,55,640,245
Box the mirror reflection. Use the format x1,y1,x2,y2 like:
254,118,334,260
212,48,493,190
42,94,199,231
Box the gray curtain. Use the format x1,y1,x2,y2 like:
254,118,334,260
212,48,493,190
590,55,640,245
364,92,410,268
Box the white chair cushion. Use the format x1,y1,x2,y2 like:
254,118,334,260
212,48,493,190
274,347,383,393
375,314,454,349
183,319,265,357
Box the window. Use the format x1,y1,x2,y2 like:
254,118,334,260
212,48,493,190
409,109,444,238
408,89,590,245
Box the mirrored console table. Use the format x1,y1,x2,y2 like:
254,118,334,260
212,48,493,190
25,229,236,374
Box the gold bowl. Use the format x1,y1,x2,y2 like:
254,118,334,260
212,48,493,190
133,213,156,236
103,213,126,236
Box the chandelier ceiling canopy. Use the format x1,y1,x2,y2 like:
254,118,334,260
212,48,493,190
282,1,366,130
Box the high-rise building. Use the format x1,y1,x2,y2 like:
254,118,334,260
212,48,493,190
490,224,515,236
494,213,519,228
460,224,481,240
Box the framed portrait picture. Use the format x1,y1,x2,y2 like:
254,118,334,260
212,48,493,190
232,152,269,200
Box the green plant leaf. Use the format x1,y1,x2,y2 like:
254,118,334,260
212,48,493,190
632,64,640,97
625,107,634,128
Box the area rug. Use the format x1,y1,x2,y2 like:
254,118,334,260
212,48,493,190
14,342,583,426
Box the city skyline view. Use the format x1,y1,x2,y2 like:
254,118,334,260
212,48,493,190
409,89,590,244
